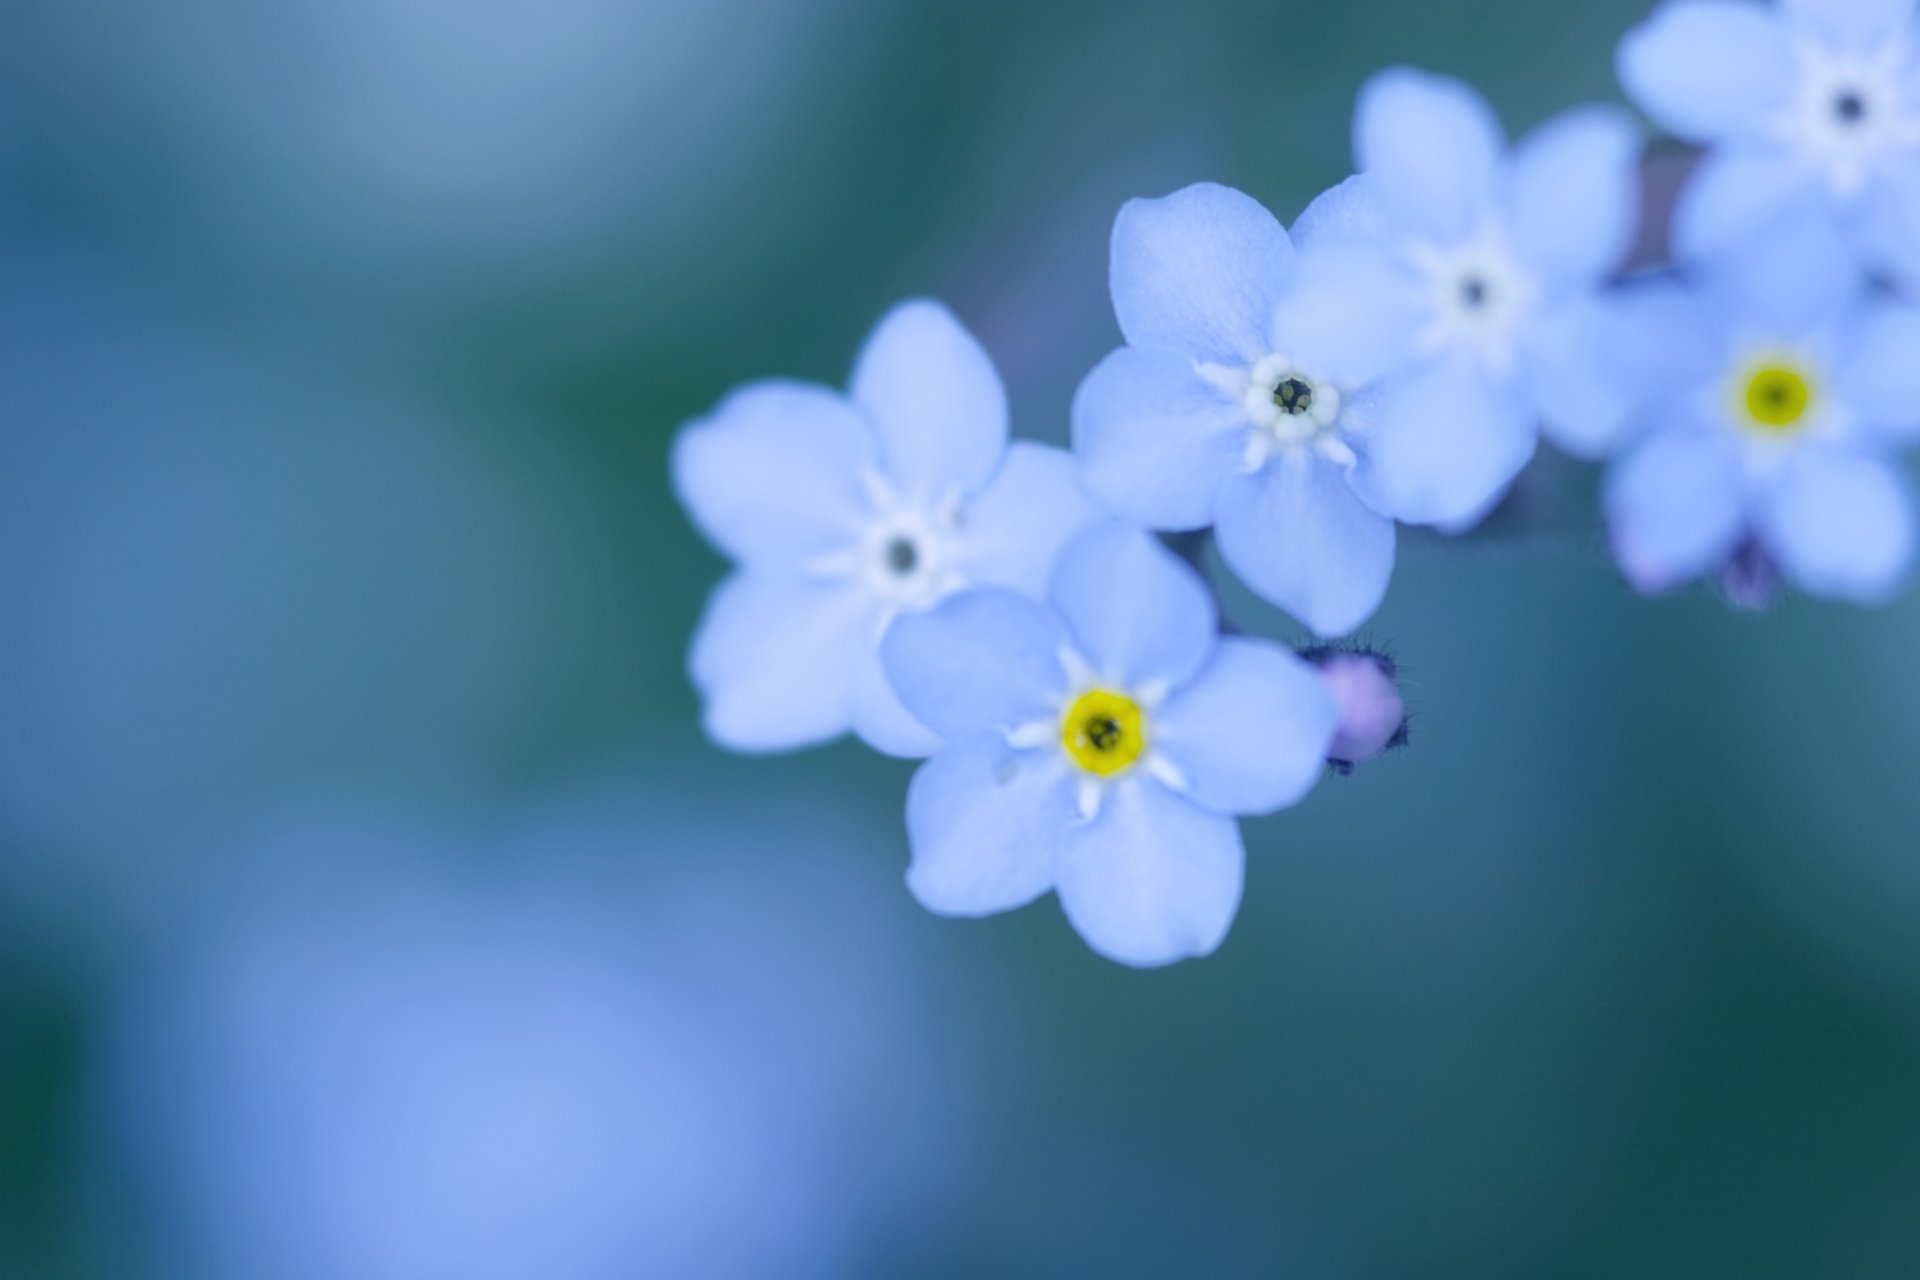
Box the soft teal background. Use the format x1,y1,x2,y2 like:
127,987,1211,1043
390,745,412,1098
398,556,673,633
5,1,1920,1276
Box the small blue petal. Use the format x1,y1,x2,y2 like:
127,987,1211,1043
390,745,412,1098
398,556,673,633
1213,453,1396,639
689,572,874,752
1604,427,1746,593
1698,206,1860,337
1523,284,1720,458
1760,447,1915,602
1109,183,1295,366
850,299,1008,503
1154,638,1340,816
958,442,1105,597
1673,142,1821,264
1782,0,1916,49
852,640,943,758
1288,174,1394,252
1054,777,1243,968
1071,347,1246,531
1350,354,1536,528
1852,165,1920,281
882,589,1070,744
1505,105,1642,287
673,381,874,568
904,733,1072,918
1835,299,1920,443
1271,241,1421,387
1354,67,1506,242
1048,523,1217,691
1617,2,1796,142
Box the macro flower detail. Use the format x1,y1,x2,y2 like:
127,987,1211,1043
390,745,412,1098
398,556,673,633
1071,182,1396,639
1304,645,1411,775
880,523,1341,968
674,299,1100,757
1604,216,1920,602
1283,70,1645,522
1618,0,1920,276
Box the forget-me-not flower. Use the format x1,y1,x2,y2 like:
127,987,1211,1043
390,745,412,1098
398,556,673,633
675,300,1099,756
1071,182,1399,639
1282,69,1644,524
1619,0,1920,276
880,522,1340,968
1605,214,1920,601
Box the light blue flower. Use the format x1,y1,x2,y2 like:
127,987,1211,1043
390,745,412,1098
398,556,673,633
1281,70,1646,524
1604,214,1920,602
674,300,1099,757
880,523,1340,968
1071,182,1398,638
1619,0,1920,277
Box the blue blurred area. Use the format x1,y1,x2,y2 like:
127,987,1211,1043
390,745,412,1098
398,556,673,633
3,1,1920,1277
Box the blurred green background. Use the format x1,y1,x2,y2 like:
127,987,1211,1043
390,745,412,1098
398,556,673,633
5,1,1920,1276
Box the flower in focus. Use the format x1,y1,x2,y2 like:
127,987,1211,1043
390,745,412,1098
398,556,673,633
675,300,1099,756
1604,215,1920,602
880,523,1340,967
1618,0,1920,277
1071,182,1398,639
1283,69,1645,524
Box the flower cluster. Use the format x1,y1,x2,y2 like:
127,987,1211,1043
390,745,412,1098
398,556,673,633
674,0,1920,967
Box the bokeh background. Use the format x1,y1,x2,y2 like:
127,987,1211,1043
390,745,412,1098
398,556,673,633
4,1,1920,1276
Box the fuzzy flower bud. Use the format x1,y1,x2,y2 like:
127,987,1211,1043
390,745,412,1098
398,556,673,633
1305,647,1409,775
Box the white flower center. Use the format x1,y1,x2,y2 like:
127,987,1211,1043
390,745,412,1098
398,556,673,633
1199,353,1355,474
1407,235,1536,374
805,468,966,613
1779,37,1920,196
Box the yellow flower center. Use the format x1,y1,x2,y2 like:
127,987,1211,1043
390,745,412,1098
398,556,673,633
1742,363,1815,433
1061,688,1147,777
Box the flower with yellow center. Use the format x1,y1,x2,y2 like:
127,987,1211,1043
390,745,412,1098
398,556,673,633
1737,358,1818,436
1060,688,1148,777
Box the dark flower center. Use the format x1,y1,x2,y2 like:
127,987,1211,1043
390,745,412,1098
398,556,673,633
1082,715,1123,753
1272,376,1315,416
1459,275,1490,309
885,536,919,576
1834,90,1867,124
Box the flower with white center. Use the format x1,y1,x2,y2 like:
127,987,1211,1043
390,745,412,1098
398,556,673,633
1604,214,1920,602
879,523,1340,968
1071,183,1396,639
1618,0,1920,276
674,299,1100,756
1277,70,1646,524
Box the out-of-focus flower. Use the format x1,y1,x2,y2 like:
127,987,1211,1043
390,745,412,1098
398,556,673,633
1284,70,1644,524
675,300,1098,757
1072,183,1397,639
1604,214,1920,602
97,786,998,1280
881,523,1338,968
1618,0,1920,277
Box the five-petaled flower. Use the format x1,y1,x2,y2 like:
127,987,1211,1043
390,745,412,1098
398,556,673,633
674,300,1099,756
1620,0,1920,277
1605,213,1920,601
881,523,1340,968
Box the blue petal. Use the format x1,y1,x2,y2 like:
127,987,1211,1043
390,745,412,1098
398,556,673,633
1349,354,1536,527
1835,299,1920,444
1604,427,1747,592
1048,523,1217,691
850,299,1008,503
1673,141,1822,264
1354,67,1506,243
852,637,943,758
904,733,1073,918
1617,2,1796,142
1759,447,1915,602
1504,105,1642,287
1523,284,1720,458
1697,205,1860,337
882,589,1070,743
1054,777,1243,968
1109,183,1295,366
1782,0,1916,49
1288,174,1394,252
1213,453,1397,638
1153,638,1340,816
673,381,874,568
1852,166,1920,281
957,442,1105,596
689,572,874,752
1271,241,1422,387
1070,347,1246,531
